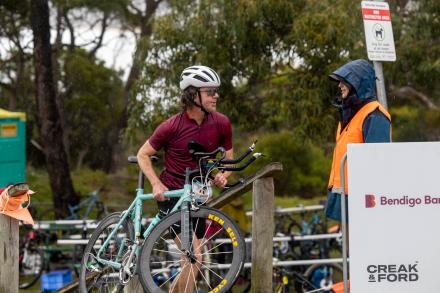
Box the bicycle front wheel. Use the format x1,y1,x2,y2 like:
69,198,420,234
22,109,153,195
79,212,134,293
138,207,245,293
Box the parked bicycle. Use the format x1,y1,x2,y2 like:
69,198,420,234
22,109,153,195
79,141,261,292
19,225,77,289
66,187,108,220
273,262,343,293
272,205,342,293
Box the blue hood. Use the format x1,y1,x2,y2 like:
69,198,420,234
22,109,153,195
330,59,376,100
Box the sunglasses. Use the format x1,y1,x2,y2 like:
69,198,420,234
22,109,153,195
199,88,219,97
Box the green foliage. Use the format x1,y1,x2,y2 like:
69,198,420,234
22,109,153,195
388,0,440,99
133,0,365,143
62,49,125,170
391,105,440,141
243,130,331,198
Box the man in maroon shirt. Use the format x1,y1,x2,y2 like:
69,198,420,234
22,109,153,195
137,65,233,292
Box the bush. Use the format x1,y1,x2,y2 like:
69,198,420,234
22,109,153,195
244,130,331,198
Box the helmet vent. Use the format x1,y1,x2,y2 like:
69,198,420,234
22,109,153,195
193,75,209,82
202,70,214,81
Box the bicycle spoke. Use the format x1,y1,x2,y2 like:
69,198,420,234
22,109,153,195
198,222,223,249
184,262,191,293
196,250,233,256
138,209,244,293
158,262,187,289
168,262,188,291
191,264,200,293
195,257,224,280
202,240,229,255
189,217,200,252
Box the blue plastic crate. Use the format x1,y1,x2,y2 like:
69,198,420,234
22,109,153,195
41,269,72,292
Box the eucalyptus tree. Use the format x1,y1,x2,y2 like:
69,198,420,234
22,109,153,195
133,0,365,142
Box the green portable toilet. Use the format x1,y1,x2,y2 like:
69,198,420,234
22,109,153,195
0,108,26,187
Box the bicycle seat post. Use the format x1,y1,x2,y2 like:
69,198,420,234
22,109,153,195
137,170,145,190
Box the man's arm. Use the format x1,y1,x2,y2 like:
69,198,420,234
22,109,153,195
137,140,169,201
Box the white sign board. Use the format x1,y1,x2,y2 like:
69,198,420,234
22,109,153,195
361,1,396,61
347,142,440,292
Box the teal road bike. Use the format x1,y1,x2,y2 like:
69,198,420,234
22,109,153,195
79,141,261,292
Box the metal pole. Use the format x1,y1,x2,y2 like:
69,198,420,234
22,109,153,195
373,61,388,109
372,0,388,110
340,154,349,293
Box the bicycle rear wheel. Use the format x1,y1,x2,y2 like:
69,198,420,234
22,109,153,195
79,212,134,292
19,245,44,289
137,207,245,293
301,263,343,292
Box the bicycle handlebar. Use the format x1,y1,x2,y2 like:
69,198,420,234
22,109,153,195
220,140,257,164
218,153,263,171
193,146,225,159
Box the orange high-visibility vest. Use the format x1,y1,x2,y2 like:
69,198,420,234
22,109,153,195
332,280,350,293
328,101,391,194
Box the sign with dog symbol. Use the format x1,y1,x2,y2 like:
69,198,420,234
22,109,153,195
361,1,396,61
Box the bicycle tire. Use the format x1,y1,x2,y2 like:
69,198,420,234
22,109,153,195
301,263,343,292
78,212,134,293
19,246,44,289
137,207,245,293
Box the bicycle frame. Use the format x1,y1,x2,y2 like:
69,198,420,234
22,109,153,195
67,191,99,220
88,143,261,279
94,183,193,270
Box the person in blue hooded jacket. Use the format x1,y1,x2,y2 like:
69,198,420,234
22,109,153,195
326,59,392,221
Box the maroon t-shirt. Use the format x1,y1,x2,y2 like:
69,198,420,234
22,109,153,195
149,111,232,190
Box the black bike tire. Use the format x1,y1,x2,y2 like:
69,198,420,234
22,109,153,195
137,207,245,293
18,247,44,289
78,212,134,293
301,263,343,292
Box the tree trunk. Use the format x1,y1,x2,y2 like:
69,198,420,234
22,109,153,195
31,0,78,218
107,0,162,172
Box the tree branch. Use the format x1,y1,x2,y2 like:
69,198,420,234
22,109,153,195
63,10,75,51
390,85,438,110
89,12,108,56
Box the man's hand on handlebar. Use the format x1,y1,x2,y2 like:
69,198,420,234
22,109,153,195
213,172,228,188
152,181,169,201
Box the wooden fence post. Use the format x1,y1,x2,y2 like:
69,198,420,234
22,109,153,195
251,177,275,293
0,214,19,293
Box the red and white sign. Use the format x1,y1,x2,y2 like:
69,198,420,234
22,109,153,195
361,1,396,61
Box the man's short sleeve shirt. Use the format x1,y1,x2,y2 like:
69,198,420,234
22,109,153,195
148,112,232,189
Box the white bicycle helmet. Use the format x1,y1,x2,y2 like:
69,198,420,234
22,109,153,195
179,65,221,90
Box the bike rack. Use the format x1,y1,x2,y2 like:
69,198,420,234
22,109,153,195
246,204,325,216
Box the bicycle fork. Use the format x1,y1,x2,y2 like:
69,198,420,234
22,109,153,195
181,201,196,263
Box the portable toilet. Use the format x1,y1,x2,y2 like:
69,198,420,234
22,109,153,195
0,108,26,187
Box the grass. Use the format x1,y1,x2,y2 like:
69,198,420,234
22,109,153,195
28,166,328,220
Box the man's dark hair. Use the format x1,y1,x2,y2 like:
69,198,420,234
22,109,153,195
181,86,199,109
